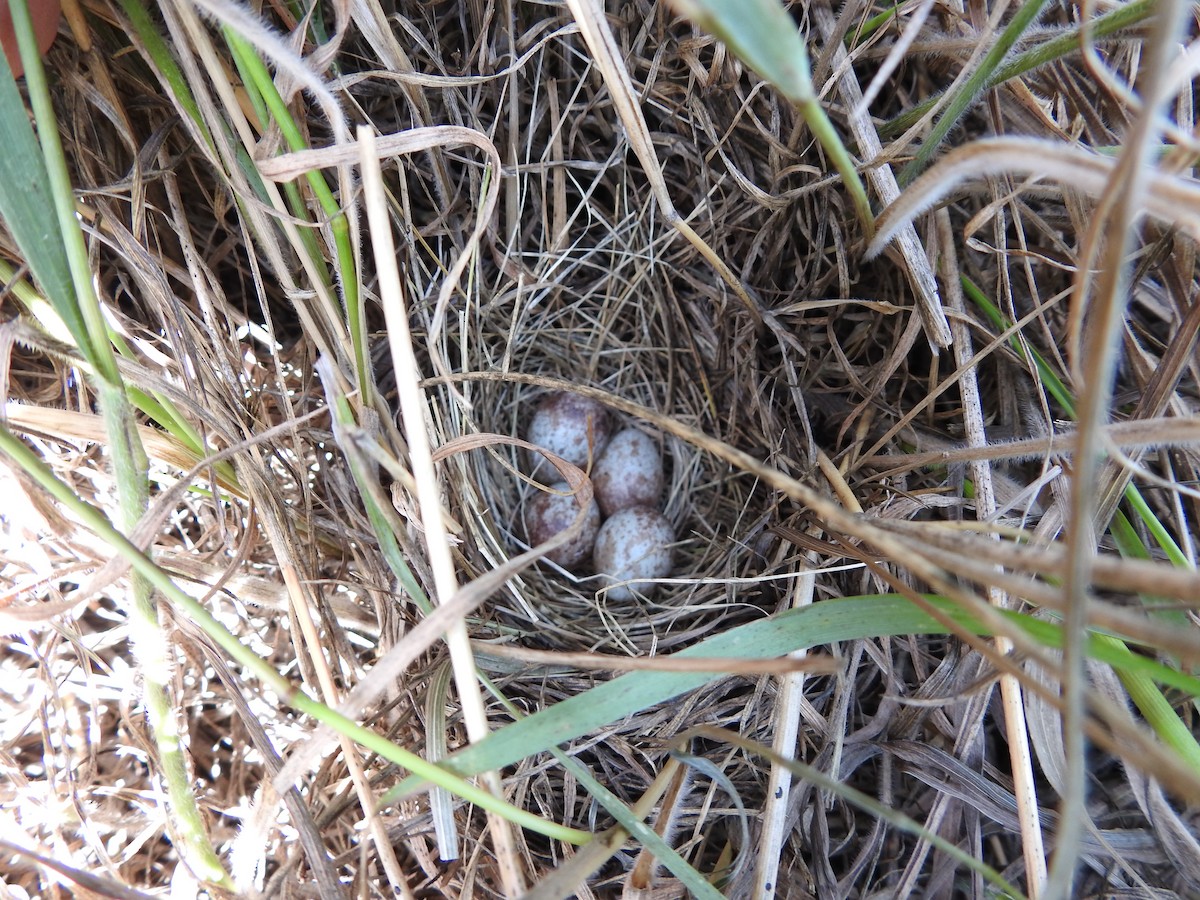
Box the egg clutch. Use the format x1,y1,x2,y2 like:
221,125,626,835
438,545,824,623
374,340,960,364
523,392,675,600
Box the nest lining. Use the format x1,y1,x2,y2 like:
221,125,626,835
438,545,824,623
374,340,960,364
425,282,781,656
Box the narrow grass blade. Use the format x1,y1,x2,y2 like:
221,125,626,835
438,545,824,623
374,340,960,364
881,0,1157,140
385,594,1200,801
897,0,1052,185
481,674,721,898
112,0,210,144
225,30,367,398
553,752,724,899
8,0,232,885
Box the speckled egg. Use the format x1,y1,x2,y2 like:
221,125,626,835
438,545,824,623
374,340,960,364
593,506,675,601
524,482,601,568
526,392,612,477
591,428,664,516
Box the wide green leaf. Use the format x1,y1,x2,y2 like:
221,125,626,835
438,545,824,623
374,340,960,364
670,0,813,101
0,54,87,347
384,595,972,802
383,593,1200,804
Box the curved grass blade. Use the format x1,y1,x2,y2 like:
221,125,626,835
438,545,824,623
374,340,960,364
667,0,874,236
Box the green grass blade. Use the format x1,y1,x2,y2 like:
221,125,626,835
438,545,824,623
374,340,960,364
554,752,724,899
849,3,902,47
10,0,120,384
1013,616,1200,699
383,594,1200,803
323,381,431,613
0,43,88,356
960,275,1075,415
1120,487,1189,569
8,2,234,880
882,0,1156,139
481,673,723,897
897,0,1052,185
224,30,368,399
963,274,1200,769
668,0,874,234
1093,634,1200,772
112,0,211,145
384,596,980,799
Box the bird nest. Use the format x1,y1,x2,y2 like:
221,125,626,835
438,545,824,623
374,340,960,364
423,281,778,656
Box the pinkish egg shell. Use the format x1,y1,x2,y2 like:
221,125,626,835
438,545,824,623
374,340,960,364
0,0,59,79
592,428,664,516
593,506,675,601
525,392,612,477
524,482,601,568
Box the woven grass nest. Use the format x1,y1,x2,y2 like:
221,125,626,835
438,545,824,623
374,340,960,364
428,285,772,657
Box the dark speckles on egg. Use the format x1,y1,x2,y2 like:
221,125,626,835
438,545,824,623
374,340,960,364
525,392,613,478
593,506,675,601
524,482,601,568
591,428,664,516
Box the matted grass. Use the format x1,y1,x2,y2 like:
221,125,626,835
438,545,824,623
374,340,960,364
3,0,1200,897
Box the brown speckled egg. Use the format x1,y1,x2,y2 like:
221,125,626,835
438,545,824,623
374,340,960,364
593,506,675,601
592,428,664,516
524,482,601,568
526,392,612,477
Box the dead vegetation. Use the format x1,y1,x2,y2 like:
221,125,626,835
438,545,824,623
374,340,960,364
3,0,1200,897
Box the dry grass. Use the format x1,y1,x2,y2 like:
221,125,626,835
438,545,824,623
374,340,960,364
3,0,1200,897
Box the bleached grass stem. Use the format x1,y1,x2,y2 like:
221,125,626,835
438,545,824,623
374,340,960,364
357,126,525,894
753,555,816,900
938,208,1046,896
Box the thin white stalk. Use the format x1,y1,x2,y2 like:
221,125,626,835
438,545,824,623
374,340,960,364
754,552,817,900
938,209,1046,896
359,127,524,895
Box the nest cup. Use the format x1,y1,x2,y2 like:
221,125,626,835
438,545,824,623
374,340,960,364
433,291,775,655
